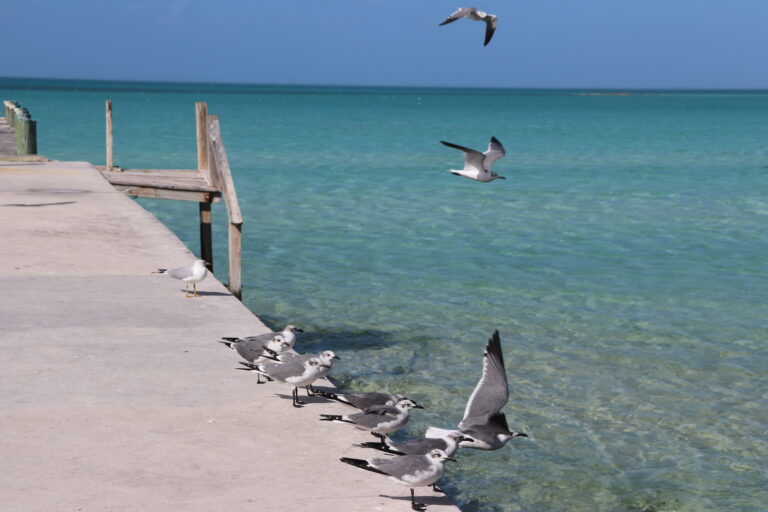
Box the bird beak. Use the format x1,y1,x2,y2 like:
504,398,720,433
499,176,506,180
294,328,304,333
333,355,341,360
445,457,458,463
512,431,528,438
414,404,424,409
319,363,331,368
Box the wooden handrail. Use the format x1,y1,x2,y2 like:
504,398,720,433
207,115,243,299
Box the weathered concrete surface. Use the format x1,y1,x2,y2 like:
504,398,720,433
0,161,460,512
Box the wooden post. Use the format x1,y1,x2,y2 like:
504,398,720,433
15,111,36,155
207,116,243,300
106,100,113,170
228,222,242,300
195,102,210,184
199,202,213,272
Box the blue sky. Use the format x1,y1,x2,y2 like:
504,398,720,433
1,0,766,88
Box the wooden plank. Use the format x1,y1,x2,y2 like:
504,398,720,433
199,202,213,272
111,184,219,203
103,173,220,193
110,168,201,178
207,117,242,224
228,222,242,299
106,100,113,170
196,102,212,186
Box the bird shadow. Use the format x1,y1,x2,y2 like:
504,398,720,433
272,391,334,406
181,290,232,297
378,493,454,508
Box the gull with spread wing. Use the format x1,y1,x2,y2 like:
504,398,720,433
441,136,506,182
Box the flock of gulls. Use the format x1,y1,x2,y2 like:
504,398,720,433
225,327,527,511
155,7,523,511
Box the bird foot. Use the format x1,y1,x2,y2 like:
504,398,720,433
432,484,445,494
412,503,427,511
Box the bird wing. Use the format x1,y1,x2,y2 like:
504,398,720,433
483,17,497,46
482,136,506,169
440,140,485,173
370,454,430,479
459,330,509,429
166,265,193,280
439,7,471,26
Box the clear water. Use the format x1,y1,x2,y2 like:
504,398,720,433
3,78,767,512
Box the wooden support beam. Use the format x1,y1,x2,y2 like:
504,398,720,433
199,202,213,272
196,102,212,186
111,184,218,203
106,100,113,170
228,222,242,300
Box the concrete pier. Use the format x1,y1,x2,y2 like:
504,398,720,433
0,160,460,511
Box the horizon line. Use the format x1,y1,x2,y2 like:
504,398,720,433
1,75,767,92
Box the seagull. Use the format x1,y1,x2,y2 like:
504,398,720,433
319,398,423,445
439,7,498,46
440,136,506,182
263,349,340,395
238,357,330,408
221,325,304,353
360,430,473,459
427,330,527,450
223,334,293,384
312,390,409,410
154,259,208,297
340,449,456,511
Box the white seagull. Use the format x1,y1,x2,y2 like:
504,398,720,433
155,259,208,297
238,356,330,408
340,449,456,511
441,136,506,182
319,398,423,445
439,7,498,46
427,330,528,450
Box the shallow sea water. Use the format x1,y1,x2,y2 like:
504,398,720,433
2,78,767,511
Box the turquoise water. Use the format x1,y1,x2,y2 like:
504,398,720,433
3,78,767,512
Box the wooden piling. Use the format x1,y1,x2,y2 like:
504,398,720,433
199,202,213,272
106,100,113,170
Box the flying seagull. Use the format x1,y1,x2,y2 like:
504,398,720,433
440,136,506,182
340,449,456,511
427,330,528,450
439,7,498,46
154,259,208,297
320,398,423,445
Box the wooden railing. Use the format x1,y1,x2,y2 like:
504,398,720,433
100,101,243,299
3,100,37,155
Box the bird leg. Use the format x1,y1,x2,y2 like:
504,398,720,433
410,488,426,511
432,484,445,494
193,283,199,297
371,432,388,448
292,387,305,408
184,283,190,298
306,384,316,396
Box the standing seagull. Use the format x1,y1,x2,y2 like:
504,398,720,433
340,449,456,511
319,398,423,445
155,259,208,297
439,7,498,46
238,357,329,407
441,136,506,182
427,330,528,450
222,334,292,384
267,349,340,394
360,430,473,459
312,390,409,410
221,325,304,353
